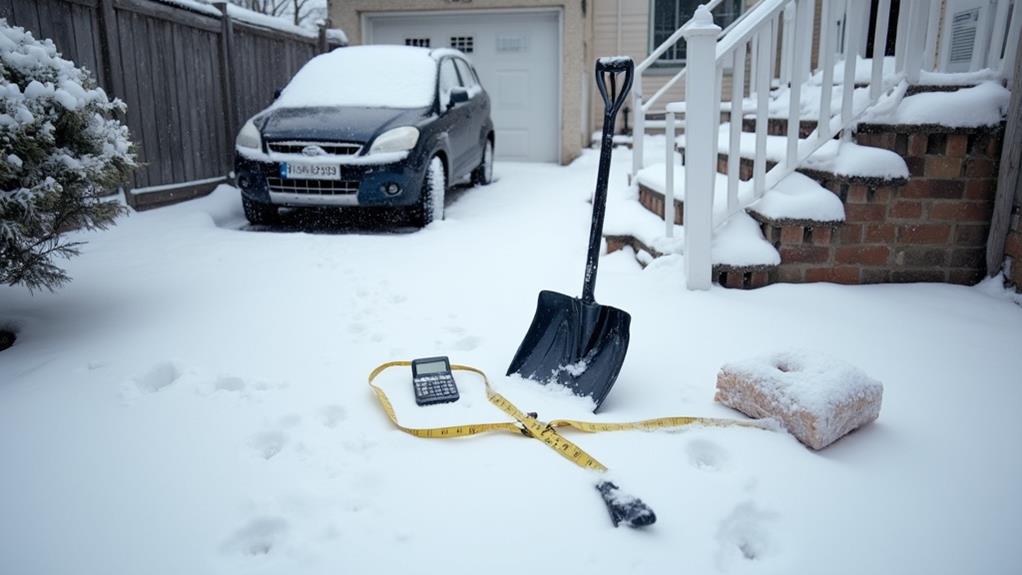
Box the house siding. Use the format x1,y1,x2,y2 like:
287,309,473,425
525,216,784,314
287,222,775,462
329,0,586,165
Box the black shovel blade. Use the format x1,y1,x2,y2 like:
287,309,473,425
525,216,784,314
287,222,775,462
507,290,630,411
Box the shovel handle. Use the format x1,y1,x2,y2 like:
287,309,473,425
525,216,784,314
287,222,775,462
582,57,634,304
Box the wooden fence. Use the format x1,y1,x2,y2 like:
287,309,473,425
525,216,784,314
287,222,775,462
0,0,344,208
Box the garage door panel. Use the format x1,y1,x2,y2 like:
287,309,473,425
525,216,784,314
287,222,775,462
367,11,559,163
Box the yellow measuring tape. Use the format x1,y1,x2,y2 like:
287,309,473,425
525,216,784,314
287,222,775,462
368,361,769,473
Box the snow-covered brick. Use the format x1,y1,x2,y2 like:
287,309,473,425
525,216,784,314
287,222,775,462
715,351,883,450
748,172,845,222
865,81,1010,128
711,212,780,266
273,46,437,110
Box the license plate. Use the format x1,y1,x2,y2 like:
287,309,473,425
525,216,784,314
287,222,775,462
280,162,341,180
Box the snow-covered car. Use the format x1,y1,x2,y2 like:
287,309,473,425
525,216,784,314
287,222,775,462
233,45,494,226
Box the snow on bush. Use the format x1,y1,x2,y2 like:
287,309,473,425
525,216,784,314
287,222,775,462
0,19,134,291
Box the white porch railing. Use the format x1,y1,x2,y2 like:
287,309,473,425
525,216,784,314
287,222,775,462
674,0,1021,290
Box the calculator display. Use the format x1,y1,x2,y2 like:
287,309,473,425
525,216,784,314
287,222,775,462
415,360,448,376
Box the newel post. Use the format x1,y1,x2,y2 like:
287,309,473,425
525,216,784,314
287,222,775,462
682,5,721,290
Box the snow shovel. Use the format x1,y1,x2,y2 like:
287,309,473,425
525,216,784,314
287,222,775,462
507,57,634,412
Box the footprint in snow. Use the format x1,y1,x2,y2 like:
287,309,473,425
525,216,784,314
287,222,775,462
221,517,288,556
133,362,181,393
686,438,728,471
320,405,347,428
213,376,246,393
715,502,778,568
250,430,288,460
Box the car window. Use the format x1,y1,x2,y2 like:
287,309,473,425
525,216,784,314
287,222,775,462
454,59,479,92
438,58,462,109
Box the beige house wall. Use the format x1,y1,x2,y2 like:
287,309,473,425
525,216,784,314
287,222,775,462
330,0,587,165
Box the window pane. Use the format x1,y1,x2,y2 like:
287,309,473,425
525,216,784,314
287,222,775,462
439,59,462,107
652,0,743,63
454,59,478,90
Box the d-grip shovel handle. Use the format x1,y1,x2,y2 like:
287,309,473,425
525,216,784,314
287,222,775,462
582,57,634,304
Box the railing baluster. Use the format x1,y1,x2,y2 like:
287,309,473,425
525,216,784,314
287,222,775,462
786,0,806,168
840,0,860,142
799,0,815,85
904,0,928,84
870,0,891,102
780,2,795,86
665,110,676,238
818,0,835,141
728,41,746,214
894,0,910,73
754,25,772,198
632,91,644,181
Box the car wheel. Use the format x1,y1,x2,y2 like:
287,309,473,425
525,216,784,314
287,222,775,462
472,139,494,186
416,156,446,227
242,196,279,225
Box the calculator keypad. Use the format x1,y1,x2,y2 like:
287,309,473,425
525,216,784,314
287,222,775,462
413,374,460,405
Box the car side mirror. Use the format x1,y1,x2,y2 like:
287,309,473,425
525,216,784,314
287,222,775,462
448,87,470,109
273,87,283,100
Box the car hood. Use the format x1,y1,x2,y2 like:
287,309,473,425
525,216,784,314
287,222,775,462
257,106,431,144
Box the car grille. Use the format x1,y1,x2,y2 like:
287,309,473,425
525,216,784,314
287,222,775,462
266,140,363,156
267,177,359,196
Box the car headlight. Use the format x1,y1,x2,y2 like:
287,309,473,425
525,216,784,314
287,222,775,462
236,119,261,150
369,126,420,154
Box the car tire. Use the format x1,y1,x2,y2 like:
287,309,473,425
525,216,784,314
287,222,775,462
242,196,279,225
472,139,494,186
415,156,446,227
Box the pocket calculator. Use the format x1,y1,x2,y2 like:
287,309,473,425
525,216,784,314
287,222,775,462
412,356,460,406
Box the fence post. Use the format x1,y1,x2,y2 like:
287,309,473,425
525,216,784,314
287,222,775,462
215,2,237,174
682,6,720,291
318,18,332,53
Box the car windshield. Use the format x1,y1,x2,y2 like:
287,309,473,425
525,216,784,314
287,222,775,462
273,46,438,110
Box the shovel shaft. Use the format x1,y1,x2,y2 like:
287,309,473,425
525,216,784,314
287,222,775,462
582,58,634,304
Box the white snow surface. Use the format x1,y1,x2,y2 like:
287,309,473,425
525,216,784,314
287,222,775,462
1,146,1021,575
274,46,437,110
711,212,780,266
748,171,845,222
864,81,1011,128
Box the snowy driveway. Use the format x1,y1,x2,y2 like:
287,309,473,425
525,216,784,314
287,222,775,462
1,150,1020,575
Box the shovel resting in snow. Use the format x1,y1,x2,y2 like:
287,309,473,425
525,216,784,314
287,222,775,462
507,57,634,412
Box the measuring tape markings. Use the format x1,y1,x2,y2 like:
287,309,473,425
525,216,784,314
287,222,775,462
368,361,770,474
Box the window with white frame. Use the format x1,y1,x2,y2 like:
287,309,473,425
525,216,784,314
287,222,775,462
649,0,742,66
405,37,431,48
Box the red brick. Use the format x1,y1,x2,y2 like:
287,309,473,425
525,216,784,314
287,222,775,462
835,245,891,266
724,271,744,289
811,226,833,245
987,135,1003,158
780,225,804,244
865,224,897,242
949,269,984,285
845,203,887,222
902,179,964,199
924,156,963,178
840,223,863,242
965,158,996,178
928,202,993,222
890,201,923,219
872,187,895,203
898,224,951,244
965,178,997,200
908,133,928,156
780,245,831,263
1006,231,1022,258
777,266,803,282
905,156,926,177
846,184,869,203
955,224,990,246
946,134,969,157
805,266,861,284
750,271,771,288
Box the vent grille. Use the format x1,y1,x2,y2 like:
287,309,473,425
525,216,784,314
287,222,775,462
267,141,362,156
267,178,359,196
949,9,979,64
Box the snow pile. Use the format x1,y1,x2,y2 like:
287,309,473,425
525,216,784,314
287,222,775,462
865,81,1011,127
274,46,437,109
711,212,780,266
716,351,884,450
748,171,845,222
809,56,896,86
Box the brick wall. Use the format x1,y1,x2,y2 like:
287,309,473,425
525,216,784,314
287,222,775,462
754,124,1004,284
637,183,684,225
1005,183,1022,290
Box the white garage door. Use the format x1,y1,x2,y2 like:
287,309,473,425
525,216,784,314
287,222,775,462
366,10,560,163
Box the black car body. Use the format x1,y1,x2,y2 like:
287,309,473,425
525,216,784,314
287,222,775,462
234,45,494,225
